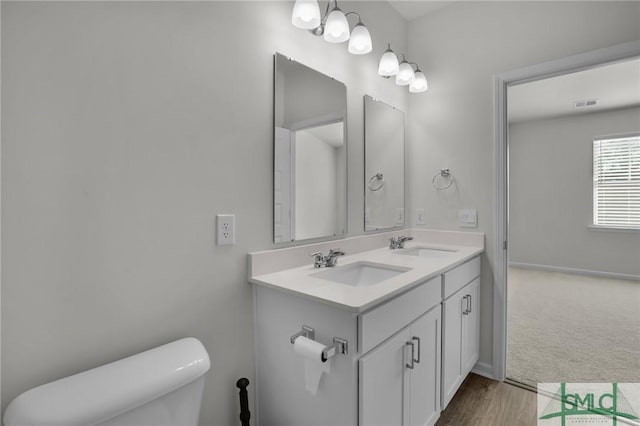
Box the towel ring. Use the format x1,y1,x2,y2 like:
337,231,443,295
432,168,454,190
368,173,384,191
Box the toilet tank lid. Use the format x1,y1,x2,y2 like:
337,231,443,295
3,337,211,426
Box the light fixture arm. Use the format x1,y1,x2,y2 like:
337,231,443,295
321,0,336,23
344,11,363,25
409,62,421,72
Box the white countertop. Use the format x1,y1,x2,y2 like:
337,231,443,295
250,242,483,312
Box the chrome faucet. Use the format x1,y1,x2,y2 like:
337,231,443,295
397,235,413,249
325,249,345,267
310,249,345,268
389,235,413,249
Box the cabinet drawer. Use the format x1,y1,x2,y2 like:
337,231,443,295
443,256,480,299
359,276,441,355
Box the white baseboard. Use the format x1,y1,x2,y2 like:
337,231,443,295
509,261,640,282
471,361,495,380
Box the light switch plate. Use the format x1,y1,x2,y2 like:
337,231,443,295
416,209,425,225
458,209,477,228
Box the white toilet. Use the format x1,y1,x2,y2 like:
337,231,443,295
3,337,210,426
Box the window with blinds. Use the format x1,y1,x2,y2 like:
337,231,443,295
593,135,640,229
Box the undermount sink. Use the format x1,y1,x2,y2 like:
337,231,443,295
311,261,411,287
395,246,458,258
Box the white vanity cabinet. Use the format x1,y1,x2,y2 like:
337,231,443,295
252,249,482,426
254,275,442,426
441,257,481,409
359,306,441,426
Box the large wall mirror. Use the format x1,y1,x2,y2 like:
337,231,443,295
273,53,347,243
364,95,405,231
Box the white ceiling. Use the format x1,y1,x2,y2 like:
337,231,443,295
508,58,640,123
387,1,458,21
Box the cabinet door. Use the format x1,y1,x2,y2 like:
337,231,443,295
359,328,411,426
441,289,465,409
407,308,441,426
462,277,480,375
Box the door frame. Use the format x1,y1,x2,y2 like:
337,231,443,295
492,40,640,381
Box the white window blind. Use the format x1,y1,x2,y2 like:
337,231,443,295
593,135,640,229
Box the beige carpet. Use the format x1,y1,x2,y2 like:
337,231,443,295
507,267,640,387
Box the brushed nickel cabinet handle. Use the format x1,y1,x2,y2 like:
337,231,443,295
405,341,415,369
412,336,421,364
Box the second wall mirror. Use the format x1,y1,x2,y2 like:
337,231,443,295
364,95,405,231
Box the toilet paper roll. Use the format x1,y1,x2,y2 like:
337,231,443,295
293,336,331,395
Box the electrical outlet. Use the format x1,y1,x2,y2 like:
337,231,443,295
217,214,235,245
416,209,425,225
396,208,405,225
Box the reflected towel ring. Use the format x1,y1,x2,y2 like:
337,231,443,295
368,173,384,191
432,168,454,190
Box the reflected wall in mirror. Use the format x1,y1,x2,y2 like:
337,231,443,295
274,53,347,243
364,95,405,231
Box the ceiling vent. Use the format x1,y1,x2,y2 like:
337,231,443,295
574,99,599,108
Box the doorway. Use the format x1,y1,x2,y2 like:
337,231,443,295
492,40,640,384
505,59,640,388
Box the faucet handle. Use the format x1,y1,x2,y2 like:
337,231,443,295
389,237,398,249
310,251,325,268
328,248,345,256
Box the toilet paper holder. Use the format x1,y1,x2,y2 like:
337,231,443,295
290,325,348,361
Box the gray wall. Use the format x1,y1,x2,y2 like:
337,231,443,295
407,1,640,368
4,1,640,420
1,2,408,424
509,107,640,277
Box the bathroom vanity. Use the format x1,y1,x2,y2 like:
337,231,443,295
249,230,483,426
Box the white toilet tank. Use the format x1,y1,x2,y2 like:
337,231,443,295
4,337,210,426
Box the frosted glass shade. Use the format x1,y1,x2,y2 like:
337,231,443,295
324,7,350,43
395,61,415,85
409,71,428,93
348,23,372,54
378,48,399,76
291,0,321,30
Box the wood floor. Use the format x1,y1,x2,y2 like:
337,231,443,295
436,374,537,426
